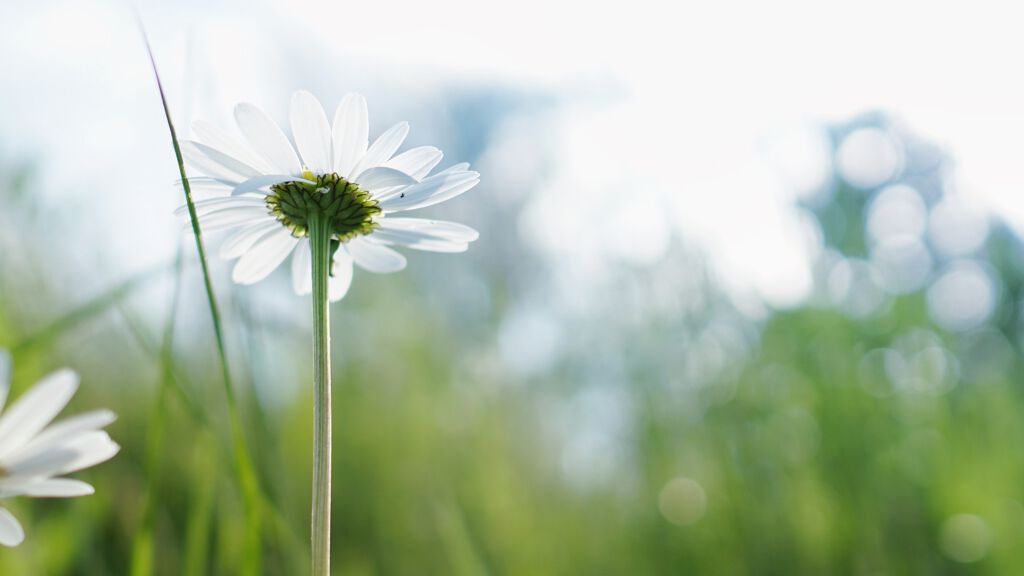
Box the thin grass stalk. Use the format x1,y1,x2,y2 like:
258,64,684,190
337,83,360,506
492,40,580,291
183,433,218,576
136,21,263,574
118,303,307,565
10,264,162,355
130,246,184,576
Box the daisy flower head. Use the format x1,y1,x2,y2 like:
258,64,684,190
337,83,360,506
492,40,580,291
178,91,481,301
0,349,119,547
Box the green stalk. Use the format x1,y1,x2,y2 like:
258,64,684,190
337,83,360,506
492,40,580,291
307,214,333,575
136,21,263,574
10,264,161,355
131,247,185,576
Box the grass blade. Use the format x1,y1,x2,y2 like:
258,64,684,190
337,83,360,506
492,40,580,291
130,245,184,576
9,264,162,355
136,18,263,574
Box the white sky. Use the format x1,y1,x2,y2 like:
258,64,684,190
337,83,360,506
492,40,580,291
2,0,1023,306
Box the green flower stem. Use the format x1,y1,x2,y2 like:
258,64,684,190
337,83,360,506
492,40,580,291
308,213,333,576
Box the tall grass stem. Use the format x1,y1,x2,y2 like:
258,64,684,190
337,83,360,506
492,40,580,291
136,19,263,574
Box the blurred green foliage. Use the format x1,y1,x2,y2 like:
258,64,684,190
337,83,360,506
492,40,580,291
1,112,1024,576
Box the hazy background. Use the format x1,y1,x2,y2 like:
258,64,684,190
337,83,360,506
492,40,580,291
2,0,1024,573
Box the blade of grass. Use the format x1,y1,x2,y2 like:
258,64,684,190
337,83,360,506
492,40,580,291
117,303,306,565
136,19,263,574
184,434,218,576
8,263,163,355
131,245,185,576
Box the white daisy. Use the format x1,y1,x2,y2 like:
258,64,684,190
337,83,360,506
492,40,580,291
177,90,481,301
0,349,119,547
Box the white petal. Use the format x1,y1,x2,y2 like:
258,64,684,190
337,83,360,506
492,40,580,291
231,174,312,196
354,167,417,193
175,196,267,218
181,141,247,184
56,431,120,475
23,478,94,498
436,162,471,176
175,177,234,199
192,120,275,173
372,218,477,250
347,237,407,273
234,103,302,176
291,239,312,295
369,231,468,253
290,91,332,174
350,122,409,178
232,230,299,285
0,369,78,460
0,348,10,414
385,146,443,181
189,141,263,180
13,409,116,462
4,430,117,478
0,508,24,547
332,93,369,177
378,171,480,212
328,248,354,301
220,220,282,260
378,218,479,242
196,207,271,233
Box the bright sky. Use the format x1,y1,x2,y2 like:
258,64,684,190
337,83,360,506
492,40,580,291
2,0,1023,307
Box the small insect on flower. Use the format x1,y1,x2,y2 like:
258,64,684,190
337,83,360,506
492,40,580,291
0,349,119,546
176,91,481,301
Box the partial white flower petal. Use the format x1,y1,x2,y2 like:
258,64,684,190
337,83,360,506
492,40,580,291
351,121,410,178
4,446,75,478
12,409,116,462
181,142,247,184
55,431,120,475
372,219,475,250
378,171,480,212
2,430,118,480
23,478,94,498
436,162,471,176
232,230,298,285
354,167,417,193
370,230,468,253
234,103,302,175
0,348,10,414
370,186,408,203
231,174,312,196
174,196,267,218
0,507,24,547
332,93,369,177
291,239,312,295
378,218,479,242
175,177,234,199
0,369,78,460
347,237,407,273
196,207,272,233
328,248,354,301
189,142,263,180
220,220,282,260
385,146,443,181
290,91,333,174
192,120,274,173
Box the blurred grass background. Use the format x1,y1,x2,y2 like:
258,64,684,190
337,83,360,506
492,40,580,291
1,95,1024,576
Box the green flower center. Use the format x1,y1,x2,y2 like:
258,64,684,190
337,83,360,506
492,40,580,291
266,172,381,241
